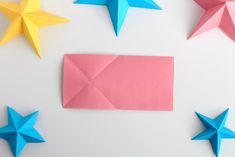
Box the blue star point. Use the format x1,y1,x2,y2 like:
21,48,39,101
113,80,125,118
193,109,235,157
0,107,45,157
74,0,161,35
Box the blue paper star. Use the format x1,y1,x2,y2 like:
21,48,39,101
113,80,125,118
74,0,161,35
192,109,235,157
0,107,45,157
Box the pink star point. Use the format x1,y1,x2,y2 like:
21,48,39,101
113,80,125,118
189,0,235,41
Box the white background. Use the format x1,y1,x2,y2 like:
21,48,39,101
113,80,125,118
0,0,235,157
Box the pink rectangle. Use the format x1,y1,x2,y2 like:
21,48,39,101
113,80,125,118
63,54,174,111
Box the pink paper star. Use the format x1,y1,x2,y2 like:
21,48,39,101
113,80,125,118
188,0,235,41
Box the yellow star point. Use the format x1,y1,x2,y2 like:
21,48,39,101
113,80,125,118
0,0,69,58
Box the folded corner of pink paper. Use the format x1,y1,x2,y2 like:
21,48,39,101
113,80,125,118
63,54,174,111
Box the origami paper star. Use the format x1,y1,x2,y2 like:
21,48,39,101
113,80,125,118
0,107,45,157
75,0,161,35
0,0,68,58
192,109,235,157
188,0,235,41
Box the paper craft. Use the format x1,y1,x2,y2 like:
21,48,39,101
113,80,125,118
0,0,68,58
0,107,45,157
188,0,235,41
192,109,235,157
74,0,161,35
63,54,174,110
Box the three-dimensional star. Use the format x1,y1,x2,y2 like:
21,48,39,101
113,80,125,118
0,0,68,58
192,109,235,157
75,0,161,35
0,107,45,157
188,0,235,41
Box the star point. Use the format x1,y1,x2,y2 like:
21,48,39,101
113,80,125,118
0,0,69,58
0,107,45,157
75,0,161,35
192,109,235,157
189,0,235,41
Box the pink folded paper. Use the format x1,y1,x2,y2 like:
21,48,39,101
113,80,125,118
63,54,174,111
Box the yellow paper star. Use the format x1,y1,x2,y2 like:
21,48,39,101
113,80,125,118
0,0,69,58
